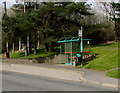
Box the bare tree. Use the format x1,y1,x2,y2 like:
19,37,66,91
99,2,115,23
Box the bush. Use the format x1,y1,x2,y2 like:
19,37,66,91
84,23,115,45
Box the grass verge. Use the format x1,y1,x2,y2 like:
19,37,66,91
1,48,59,58
106,69,120,78
80,42,119,78
82,42,119,71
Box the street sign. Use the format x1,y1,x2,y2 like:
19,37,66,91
87,41,90,44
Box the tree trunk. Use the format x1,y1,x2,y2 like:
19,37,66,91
45,43,49,53
12,42,15,52
37,31,40,49
23,1,26,13
27,36,29,51
19,38,21,51
25,36,28,56
34,31,37,54
29,34,32,54
25,46,28,56
50,42,54,52
37,39,40,49
34,0,37,10
116,22,120,41
6,41,9,52
114,22,119,42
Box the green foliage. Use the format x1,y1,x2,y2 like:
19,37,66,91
115,22,120,41
0,47,60,58
111,2,120,41
2,2,93,54
10,51,25,58
84,23,115,44
83,42,119,70
3,2,115,55
3,49,57,58
21,52,57,58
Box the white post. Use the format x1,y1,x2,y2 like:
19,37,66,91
78,26,83,52
81,27,83,52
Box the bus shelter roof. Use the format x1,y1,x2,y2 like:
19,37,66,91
58,36,91,43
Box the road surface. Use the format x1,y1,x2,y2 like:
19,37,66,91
2,70,118,91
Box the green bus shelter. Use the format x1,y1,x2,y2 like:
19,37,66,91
58,36,91,65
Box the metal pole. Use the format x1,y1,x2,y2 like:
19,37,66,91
60,44,62,64
71,42,72,64
78,27,83,52
80,26,83,52
64,43,66,64
78,27,83,66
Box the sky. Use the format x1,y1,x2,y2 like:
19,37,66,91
0,0,119,11
0,0,120,7
0,0,119,23
0,0,16,9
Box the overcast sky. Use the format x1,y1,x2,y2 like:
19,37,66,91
0,0,16,9
0,0,119,9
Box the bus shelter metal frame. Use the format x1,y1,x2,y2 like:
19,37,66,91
58,36,91,65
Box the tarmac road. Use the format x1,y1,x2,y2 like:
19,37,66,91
2,70,118,91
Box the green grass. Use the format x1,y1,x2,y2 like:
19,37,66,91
1,47,59,58
81,42,119,78
0,51,25,58
10,51,25,58
0,54,2,58
21,52,57,58
106,69,120,78
83,42,119,71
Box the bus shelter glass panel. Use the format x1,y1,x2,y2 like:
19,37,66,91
60,43,66,64
65,42,72,64
72,42,80,56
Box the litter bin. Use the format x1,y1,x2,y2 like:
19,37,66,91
4,52,10,58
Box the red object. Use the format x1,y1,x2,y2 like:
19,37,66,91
13,50,23,53
4,52,9,58
65,52,72,54
82,51,90,53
